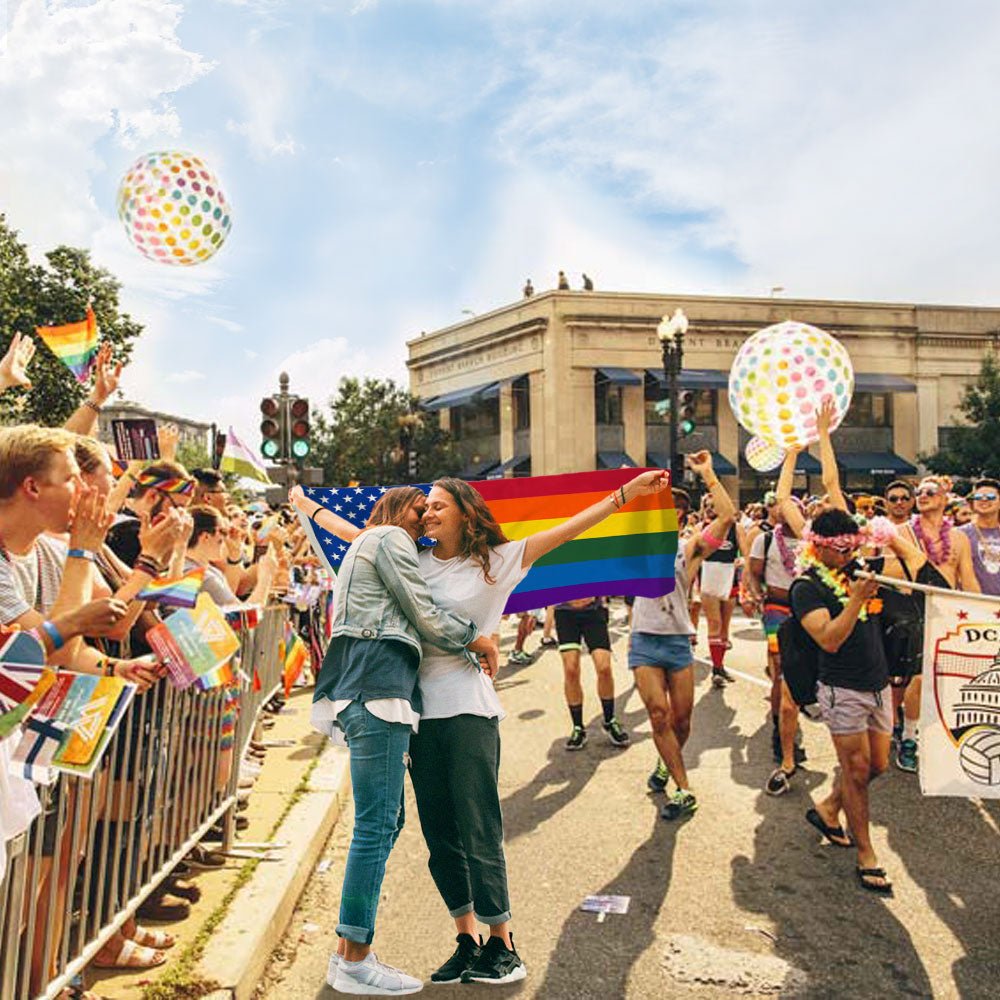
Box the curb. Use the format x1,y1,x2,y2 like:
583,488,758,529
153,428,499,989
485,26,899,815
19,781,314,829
196,739,351,999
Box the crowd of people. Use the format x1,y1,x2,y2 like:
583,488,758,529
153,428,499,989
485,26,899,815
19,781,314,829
0,335,326,1000
286,389,999,995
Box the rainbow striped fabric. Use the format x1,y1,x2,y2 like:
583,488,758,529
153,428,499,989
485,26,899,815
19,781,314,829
299,469,677,614
35,306,99,383
138,567,205,609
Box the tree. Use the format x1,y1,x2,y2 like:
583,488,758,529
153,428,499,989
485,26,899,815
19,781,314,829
0,214,143,426
312,376,460,484
922,351,1000,478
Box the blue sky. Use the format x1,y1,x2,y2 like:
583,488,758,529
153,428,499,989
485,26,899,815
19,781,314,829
3,0,1000,445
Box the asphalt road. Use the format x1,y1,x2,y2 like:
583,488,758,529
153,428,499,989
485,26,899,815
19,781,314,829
257,607,1000,1000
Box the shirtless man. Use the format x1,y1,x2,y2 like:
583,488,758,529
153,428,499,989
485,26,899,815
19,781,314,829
896,476,980,772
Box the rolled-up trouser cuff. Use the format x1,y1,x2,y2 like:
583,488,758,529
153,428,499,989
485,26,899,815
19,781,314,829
475,909,512,925
448,901,474,918
336,922,373,945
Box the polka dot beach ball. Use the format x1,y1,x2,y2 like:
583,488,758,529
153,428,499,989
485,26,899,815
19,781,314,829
728,320,854,450
117,151,233,266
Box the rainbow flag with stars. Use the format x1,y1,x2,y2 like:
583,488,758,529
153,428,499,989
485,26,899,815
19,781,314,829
35,306,99,383
298,469,677,613
138,567,205,609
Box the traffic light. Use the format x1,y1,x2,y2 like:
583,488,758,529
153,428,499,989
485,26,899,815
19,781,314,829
678,390,697,437
213,431,227,470
289,397,310,460
260,395,283,460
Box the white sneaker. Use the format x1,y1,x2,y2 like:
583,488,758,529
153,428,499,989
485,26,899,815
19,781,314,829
331,952,423,995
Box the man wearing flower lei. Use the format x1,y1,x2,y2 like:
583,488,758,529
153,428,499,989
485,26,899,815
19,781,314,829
894,475,979,773
790,509,896,894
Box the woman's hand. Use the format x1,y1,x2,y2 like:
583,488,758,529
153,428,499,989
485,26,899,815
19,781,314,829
625,469,671,500
684,450,714,479
156,422,180,462
468,634,500,678
287,485,307,511
817,397,837,435
113,656,164,691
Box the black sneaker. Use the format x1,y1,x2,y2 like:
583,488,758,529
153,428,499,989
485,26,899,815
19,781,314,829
565,726,587,751
712,667,736,686
661,789,698,821
647,760,670,793
602,718,630,748
460,935,526,985
430,933,481,983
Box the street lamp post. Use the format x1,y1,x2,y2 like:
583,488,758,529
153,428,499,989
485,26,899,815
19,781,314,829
656,307,689,487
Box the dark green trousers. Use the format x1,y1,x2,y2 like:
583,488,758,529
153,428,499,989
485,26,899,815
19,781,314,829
408,714,511,924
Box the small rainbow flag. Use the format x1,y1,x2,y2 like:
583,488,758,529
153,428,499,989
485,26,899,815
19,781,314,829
299,469,677,613
35,306,99,383
138,567,205,609
282,622,308,696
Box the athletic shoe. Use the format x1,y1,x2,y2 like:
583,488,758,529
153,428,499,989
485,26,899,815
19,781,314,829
647,760,670,793
565,726,588,751
896,738,918,773
331,952,423,995
661,789,698,821
508,650,532,665
603,718,630,748
540,636,558,647
430,934,481,984
715,667,736,684
460,935,526,985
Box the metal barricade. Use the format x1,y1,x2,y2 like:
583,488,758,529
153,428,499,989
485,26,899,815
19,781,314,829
0,604,291,1000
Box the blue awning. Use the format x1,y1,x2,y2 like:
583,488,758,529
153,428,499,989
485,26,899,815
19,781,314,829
597,367,643,386
422,381,499,412
648,451,737,476
489,454,530,478
646,368,729,390
597,451,639,469
837,451,917,475
855,374,916,393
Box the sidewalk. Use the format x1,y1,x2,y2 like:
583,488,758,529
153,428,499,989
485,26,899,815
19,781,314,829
87,687,349,1000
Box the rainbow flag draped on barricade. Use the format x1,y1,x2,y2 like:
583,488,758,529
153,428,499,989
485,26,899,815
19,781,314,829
35,306,100,383
281,620,309,697
298,469,678,613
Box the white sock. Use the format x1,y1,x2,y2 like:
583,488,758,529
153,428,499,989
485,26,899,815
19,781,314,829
902,718,918,742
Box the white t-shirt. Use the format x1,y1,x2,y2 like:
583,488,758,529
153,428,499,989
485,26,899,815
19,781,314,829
750,528,801,592
418,539,530,720
631,548,694,636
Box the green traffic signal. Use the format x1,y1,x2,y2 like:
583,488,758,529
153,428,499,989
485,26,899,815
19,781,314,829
291,439,310,459
262,438,280,459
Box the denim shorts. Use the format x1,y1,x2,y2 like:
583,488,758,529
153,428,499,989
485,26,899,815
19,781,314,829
628,632,693,672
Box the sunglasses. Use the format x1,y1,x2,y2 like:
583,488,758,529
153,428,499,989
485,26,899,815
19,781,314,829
886,494,912,503
971,491,1000,502
914,485,941,497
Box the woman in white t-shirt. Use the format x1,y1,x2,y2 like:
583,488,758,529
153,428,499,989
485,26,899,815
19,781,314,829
411,471,667,985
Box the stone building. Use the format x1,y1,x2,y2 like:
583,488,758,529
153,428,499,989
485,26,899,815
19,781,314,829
406,290,1000,500
97,400,212,456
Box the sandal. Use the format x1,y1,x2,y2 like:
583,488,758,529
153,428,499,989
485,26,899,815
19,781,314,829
91,938,167,970
130,925,176,949
765,766,795,796
805,807,854,848
856,866,893,895
540,637,557,647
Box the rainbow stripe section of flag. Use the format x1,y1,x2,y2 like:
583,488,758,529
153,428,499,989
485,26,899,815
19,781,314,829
138,567,205,609
282,622,308,696
35,306,99,383
299,469,677,614
475,470,677,612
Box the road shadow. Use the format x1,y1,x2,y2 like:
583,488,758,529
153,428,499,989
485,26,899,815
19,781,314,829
534,809,684,1000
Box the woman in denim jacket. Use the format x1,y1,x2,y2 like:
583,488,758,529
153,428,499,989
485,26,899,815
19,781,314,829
304,486,498,995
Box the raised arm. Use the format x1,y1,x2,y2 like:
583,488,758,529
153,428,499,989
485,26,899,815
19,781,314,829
0,332,36,391
289,485,362,543
775,447,807,536
521,469,670,569
816,398,848,513
63,343,123,436
682,451,737,577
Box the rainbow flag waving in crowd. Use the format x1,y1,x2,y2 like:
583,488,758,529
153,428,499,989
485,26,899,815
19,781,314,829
35,306,99,383
299,469,678,613
138,567,205,609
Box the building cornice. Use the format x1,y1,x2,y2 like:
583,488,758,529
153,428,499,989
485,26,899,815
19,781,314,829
407,317,548,370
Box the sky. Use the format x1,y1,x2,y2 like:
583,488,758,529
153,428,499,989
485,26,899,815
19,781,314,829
2,0,1000,446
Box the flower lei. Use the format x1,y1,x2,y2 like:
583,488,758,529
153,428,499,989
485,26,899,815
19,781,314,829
773,523,797,577
798,545,882,620
911,515,953,567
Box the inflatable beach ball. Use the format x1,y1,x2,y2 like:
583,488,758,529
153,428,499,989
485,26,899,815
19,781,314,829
117,151,232,265
745,435,786,473
728,320,854,451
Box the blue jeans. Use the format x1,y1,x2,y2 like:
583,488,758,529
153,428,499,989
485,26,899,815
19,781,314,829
336,701,411,944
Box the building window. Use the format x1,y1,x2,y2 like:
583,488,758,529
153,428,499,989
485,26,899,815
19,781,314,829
643,380,716,426
842,392,892,428
451,397,500,439
512,376,530,432
595,374,624,426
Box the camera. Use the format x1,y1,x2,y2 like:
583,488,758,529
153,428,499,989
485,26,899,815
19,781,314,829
844,555,884,579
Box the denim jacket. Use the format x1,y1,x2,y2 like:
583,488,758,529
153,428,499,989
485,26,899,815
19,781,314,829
329,525,478,663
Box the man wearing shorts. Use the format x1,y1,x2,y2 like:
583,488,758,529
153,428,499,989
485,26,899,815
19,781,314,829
630,452,736,820
791,509,893,895
555,597,629,749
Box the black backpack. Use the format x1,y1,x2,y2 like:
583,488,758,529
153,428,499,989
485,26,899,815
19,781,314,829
778,572,823,708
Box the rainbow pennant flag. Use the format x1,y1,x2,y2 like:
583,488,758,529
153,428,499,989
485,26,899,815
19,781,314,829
299,469,677,613
138,567,205,609
35,306,99,383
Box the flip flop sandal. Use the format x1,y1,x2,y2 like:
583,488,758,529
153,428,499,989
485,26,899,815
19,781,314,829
130,926,176,949
92,938,167,970
856,866,894,895
805,807,854,848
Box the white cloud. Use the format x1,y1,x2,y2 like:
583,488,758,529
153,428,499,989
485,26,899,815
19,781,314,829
208,316,246,333
164,369,207,383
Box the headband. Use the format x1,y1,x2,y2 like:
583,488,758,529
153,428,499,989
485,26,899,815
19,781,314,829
802,528,864,553
135,471,195,496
